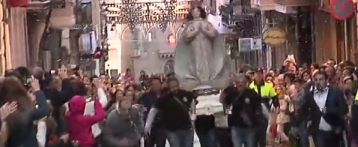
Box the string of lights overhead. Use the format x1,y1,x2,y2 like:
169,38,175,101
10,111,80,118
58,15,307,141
101,0,190,32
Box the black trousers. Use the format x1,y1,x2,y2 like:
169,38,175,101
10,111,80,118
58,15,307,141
145,126,167,147
313,130,340,147
256,119,268,147
215,127,233,147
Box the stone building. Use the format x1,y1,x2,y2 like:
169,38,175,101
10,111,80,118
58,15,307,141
249,0,357,67
0,0,76,73
105,0,191,79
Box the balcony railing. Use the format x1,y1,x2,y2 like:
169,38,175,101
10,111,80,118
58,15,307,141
131,50,142,58
72,2,93,30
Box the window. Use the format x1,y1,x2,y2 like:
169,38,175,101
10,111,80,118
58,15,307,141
149,28,157,40
76,2,92,24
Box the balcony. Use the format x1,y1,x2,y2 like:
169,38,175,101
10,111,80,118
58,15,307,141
131,50,142,58
49,0,76,29
251,0,276,11
71,2,93,31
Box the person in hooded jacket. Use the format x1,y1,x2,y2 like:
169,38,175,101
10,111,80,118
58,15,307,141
66,95,105,147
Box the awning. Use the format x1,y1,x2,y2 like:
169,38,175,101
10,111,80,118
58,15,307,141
251,0,276,11
274,4,297,14
274,0,314,6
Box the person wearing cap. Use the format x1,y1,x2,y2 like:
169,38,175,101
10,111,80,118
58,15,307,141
249,68,278,147
249,69,278,108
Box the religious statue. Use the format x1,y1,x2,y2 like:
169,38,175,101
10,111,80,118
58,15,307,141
174,6,231,90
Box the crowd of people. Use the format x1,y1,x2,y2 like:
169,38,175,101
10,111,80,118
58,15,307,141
0,57,356,147
219,58,358,147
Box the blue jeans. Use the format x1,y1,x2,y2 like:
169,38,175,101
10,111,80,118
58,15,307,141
195,129,216,147
298,124,309,147
231,126,256,147
166,129,194,147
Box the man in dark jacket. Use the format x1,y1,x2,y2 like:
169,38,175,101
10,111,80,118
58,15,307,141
295,71,348,147
222,73,262,147
33,66,76,135
139,76,167,147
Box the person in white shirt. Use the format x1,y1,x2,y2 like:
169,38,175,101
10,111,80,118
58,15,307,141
83,78,108,137
36,118,47,147
295,71,347,147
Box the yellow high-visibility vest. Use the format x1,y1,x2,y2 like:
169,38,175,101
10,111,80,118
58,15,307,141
249,82,276,98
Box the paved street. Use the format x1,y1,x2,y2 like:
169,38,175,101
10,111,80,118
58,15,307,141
162,133,201,147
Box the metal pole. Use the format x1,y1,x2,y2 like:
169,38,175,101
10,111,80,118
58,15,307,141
261,11,266,69
310,11,316,63
344,20,349,60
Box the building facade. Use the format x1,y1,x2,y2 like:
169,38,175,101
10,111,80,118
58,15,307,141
0,0,76,73
248,0,357,68
105,0,191,79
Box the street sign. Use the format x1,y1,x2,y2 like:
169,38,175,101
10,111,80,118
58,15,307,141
238,38,252,52
330,0,354,21
251,38,262,50
262,27,286,46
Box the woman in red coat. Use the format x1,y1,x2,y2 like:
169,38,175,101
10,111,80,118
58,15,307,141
66,96,105,147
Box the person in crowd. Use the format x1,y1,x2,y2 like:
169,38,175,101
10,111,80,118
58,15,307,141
213,107,232,147
102,96,143,147
37,115,47,147
38,66,76,135
216,75,237,147
43,101,70,147
65,95,105,147
325,65,339,86
327,59,337,67
265,74,274,86
289,78,310,147
276,88,290,146
105,89,124,112
301,70,311,82
195,104,216,147
249,69,278,147
139,70,149,90
295,71,348,147
222,74,262,147
283,73,295,88
139,76,167,147
145,77,196,147
2,70,50,147
125,84,143,103
0,101,18,144
124,68,134,82
268,69,277,77
310,63,320,74
81,78,108,140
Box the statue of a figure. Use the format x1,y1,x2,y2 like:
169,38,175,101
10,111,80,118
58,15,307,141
174,7,231,90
